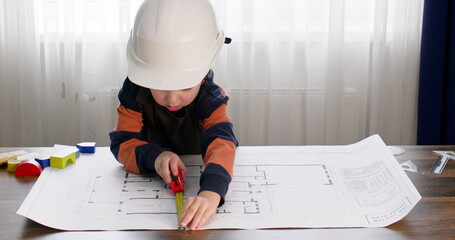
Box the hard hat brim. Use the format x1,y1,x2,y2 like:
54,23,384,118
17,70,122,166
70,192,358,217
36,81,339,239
126,32,224,91
127,47,211,91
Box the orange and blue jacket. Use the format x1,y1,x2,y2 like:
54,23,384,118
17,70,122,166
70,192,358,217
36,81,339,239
109,70,237,205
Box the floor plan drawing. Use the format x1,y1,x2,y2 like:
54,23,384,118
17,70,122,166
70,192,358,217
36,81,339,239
85,163,334,219
17,135,422,230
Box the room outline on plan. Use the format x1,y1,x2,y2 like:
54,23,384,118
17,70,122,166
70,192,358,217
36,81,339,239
86,163,334,218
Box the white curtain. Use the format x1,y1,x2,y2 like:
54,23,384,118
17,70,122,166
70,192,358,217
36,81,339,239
1,0,142,147
0,0,423,147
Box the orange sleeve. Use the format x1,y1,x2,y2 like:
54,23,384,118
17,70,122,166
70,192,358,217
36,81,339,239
115,105,143,132
118,138,148,173
204,139,236,176
200,104,231,130
113,105,146,174
200,103,236,176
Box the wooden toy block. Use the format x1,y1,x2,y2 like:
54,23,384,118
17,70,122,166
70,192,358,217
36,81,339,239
0,150,27,165
35,157,50,168
16,152,41,161
7,160,22,172
76,142,96,153
50,148,78,169
15,159,43,176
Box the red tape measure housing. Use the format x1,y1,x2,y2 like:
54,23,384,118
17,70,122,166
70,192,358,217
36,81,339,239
170,172,184,194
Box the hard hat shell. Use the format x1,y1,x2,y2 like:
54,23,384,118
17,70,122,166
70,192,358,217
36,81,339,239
127,0,224,90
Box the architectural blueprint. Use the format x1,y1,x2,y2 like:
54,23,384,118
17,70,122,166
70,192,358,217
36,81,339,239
17,135,421,230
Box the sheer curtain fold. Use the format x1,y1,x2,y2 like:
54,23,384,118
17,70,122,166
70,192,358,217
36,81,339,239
1,0,140,146
0,0,423,147
213,0,423,145
0,0,42,146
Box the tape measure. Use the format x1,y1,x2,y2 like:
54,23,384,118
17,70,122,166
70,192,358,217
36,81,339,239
175,191,185,230
170,172,186,230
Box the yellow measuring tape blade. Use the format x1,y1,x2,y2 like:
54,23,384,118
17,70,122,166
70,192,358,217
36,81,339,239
175,191,186,230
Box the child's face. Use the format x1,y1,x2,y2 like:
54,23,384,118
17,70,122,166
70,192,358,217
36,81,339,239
150,82,202,112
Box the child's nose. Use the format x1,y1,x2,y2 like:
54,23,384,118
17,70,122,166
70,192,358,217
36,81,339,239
166,91,179,105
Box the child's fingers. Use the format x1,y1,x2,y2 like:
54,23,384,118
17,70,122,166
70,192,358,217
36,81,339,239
169,156,181,177
181,167,189,178
195,208,213,230
157,155,171,183
181,197,195,218
161,164,171,183
177,160,188,178
189,203,208,230
154,161,163,179
180,197,213,230
169,155,187,178
180,197,197,227
155,152,172,183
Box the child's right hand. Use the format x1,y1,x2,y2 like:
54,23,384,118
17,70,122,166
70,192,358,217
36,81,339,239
154,151,188,184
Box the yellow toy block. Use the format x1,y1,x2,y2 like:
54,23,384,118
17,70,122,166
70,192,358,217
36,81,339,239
7,160,22,172
50,148,78,169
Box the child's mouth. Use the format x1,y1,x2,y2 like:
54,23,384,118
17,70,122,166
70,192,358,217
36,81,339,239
166,106,181,111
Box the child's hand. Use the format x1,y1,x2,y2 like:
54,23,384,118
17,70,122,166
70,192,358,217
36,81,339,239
154,151,187,184
179,190,220,230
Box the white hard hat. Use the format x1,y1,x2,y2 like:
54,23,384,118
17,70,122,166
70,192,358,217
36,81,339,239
127,0,225,90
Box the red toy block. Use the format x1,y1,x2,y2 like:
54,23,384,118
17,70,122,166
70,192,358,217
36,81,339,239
15,159,43,176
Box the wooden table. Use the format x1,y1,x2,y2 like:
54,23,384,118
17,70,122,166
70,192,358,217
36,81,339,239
1,146,455,240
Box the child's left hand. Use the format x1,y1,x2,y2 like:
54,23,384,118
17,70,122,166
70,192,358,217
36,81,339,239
179,190,220,230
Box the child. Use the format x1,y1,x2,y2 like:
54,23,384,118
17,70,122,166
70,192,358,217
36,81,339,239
109,0,237,230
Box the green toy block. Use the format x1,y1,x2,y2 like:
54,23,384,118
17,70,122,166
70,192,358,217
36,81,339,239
50,148,78,169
